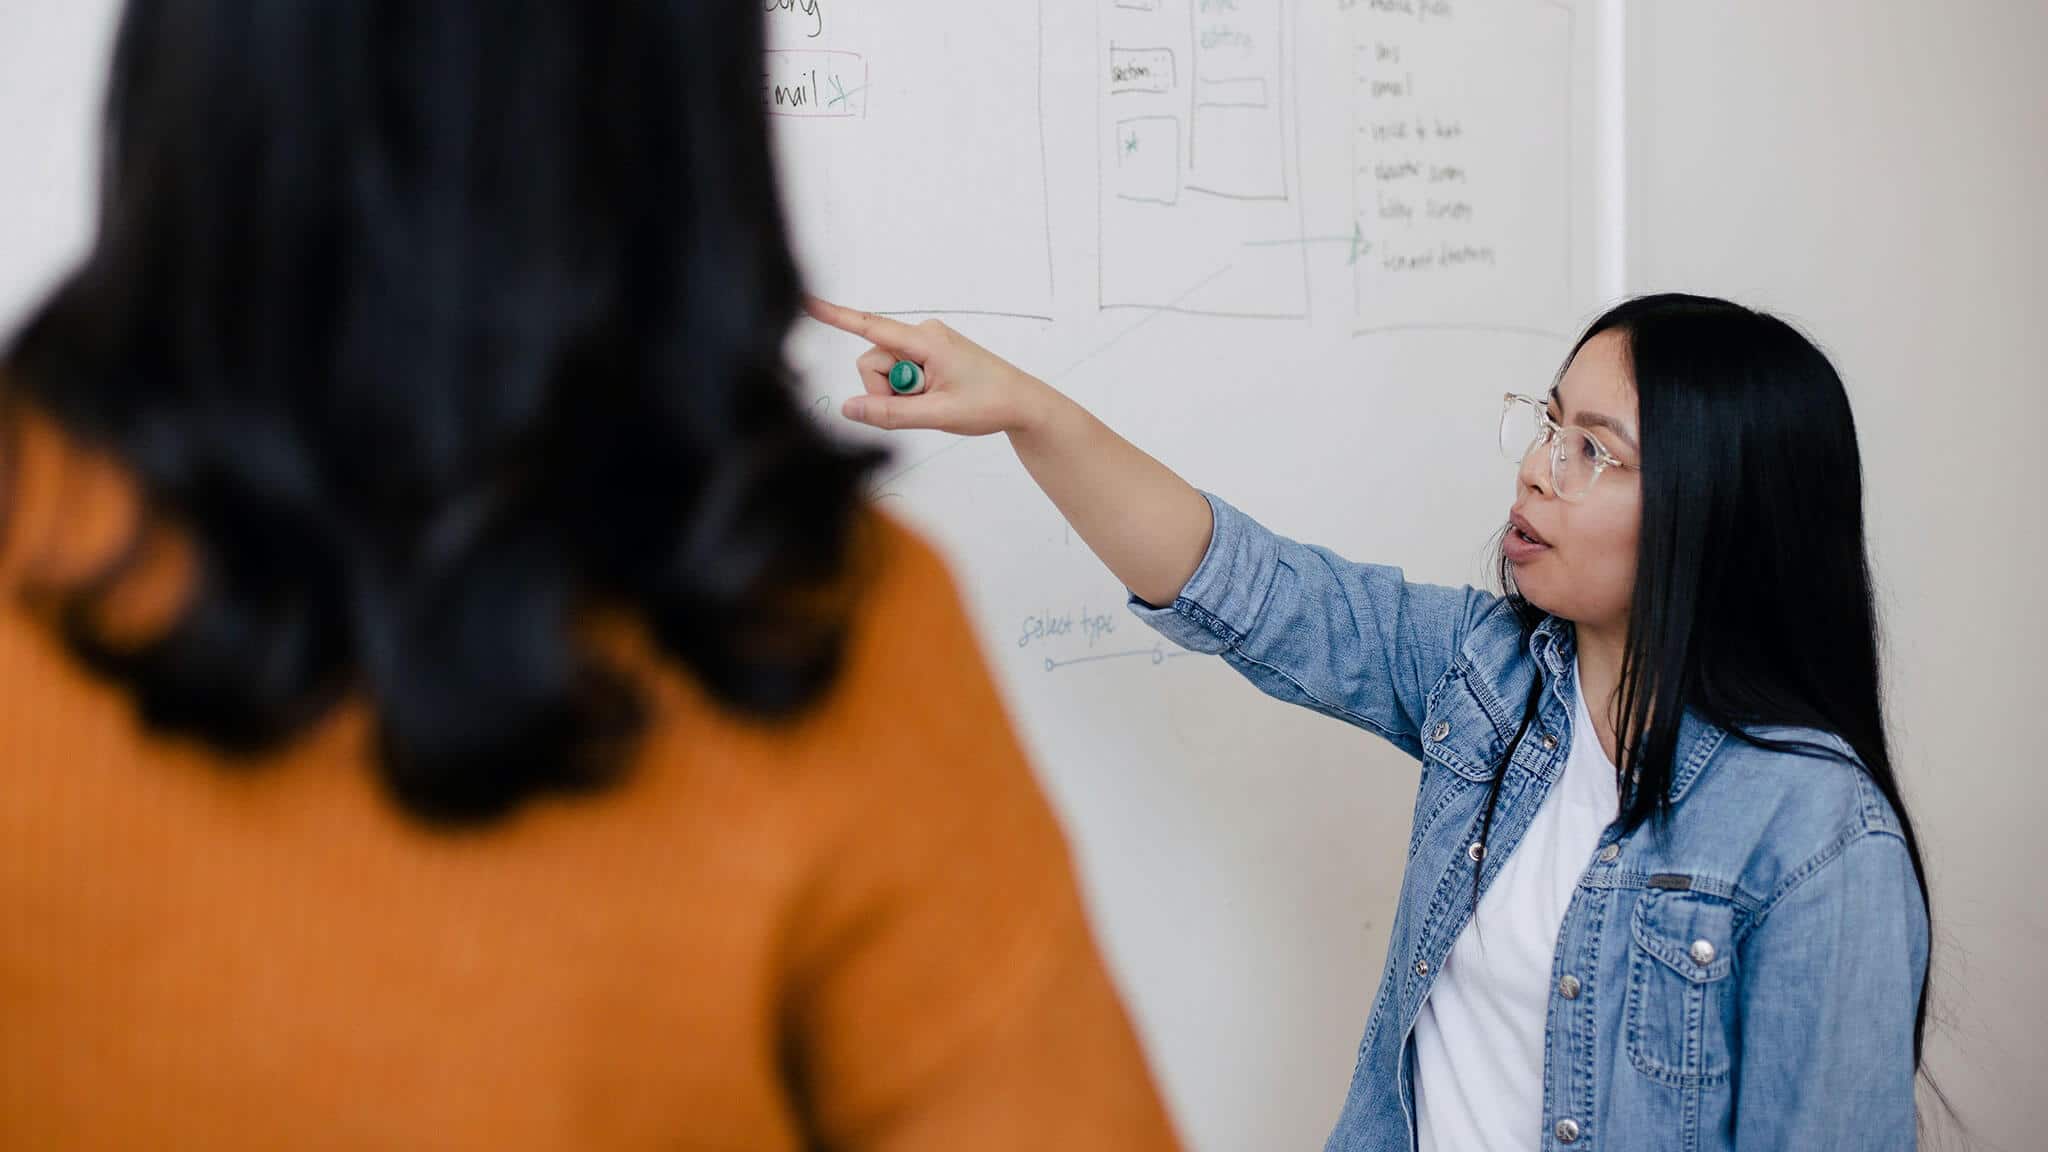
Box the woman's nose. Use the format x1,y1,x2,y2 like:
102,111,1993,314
1516,437,1551,495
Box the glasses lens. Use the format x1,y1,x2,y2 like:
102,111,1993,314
1500,399,1539,461
1553,428,1603,500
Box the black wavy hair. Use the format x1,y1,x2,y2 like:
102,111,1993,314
1475,295,1939,1077
2,0,882,825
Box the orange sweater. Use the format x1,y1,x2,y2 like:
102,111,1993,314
0,415,1180,1151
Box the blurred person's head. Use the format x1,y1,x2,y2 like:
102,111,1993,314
3,0,881,824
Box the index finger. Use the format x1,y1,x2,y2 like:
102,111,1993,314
804,297,939,361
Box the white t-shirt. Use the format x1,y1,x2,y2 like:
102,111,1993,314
1412,661,1618,1152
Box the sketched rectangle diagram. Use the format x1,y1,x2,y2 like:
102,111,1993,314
1109,46,1176,95
1196,76,1268,108
1114,116,1182,205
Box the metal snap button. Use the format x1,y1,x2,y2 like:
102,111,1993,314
1467,842,1486,862
1558,974,1580,1000
1690,939,1716,966
1555,1118,1581,1144
1431,721,1451,742
1415,959,1430,977
1597,842,1620,863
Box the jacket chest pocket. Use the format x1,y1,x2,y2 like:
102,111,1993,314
1624,887,1739,1087
1410,675,1503,860
1417,670,1505,784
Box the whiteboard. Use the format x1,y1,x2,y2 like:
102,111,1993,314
774,2,1611,1147
0,2,1611,1147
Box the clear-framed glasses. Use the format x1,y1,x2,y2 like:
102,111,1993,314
1499,393,1634,502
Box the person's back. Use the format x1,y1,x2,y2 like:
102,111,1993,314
0,2,1177,1147
0,426,1170,1148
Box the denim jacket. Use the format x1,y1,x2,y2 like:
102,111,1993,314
1131,494,1927,1152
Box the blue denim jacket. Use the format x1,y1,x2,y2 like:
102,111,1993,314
1131,495,1928,1152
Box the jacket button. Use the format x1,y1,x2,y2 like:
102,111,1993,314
1431,721,1451,742
1558,974,1580,1000
1467,842,1486,862
1555,1118,1581,1144
1416,959,1430,977
1597,842,1620,863
1541,733,1558,750
1690,939,1716,966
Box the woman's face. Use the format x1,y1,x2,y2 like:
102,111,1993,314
1504,330,1643,634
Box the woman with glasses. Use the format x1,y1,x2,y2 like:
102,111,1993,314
809,293,1935,1151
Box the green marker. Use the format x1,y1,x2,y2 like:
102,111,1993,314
888,359,926,395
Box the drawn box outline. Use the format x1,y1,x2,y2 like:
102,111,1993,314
763,49,869,120
1196,75,1269,109
1186,0,1289,201
1109,44,1179,95
1095,0,1310,320
1113,114,1183,206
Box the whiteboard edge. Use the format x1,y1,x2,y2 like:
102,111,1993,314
1596,0,1628,303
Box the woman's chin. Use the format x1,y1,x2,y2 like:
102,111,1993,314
1509,573,1562,617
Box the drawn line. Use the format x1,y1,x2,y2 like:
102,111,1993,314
1597,0,1623,300
1186,0,1198,169
1565,0,1582,308
1242,235,1358,246
873,308,1055,322
825,81,868,111
1352,322,1570,341
1346,19,1360,322
867,436,973,494
1289,3,1311,314
1065,262,1236,373
1095,0,1104,315
1039,0,1055,302
1184,185,1291,203
1043,645,1188,672
1103,303,1308,321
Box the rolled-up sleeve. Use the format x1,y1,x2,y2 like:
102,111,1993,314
1129,492,1499,757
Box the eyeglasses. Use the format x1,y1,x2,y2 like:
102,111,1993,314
1499,393,1635,502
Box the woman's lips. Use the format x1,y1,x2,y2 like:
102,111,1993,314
1505,511,1551,562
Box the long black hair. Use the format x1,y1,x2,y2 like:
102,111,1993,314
1472,294,1937,1071
2,0,881,824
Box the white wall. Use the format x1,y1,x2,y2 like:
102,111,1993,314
4,0,2042,1146
0,1,118,333
1629,3,2048,1146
